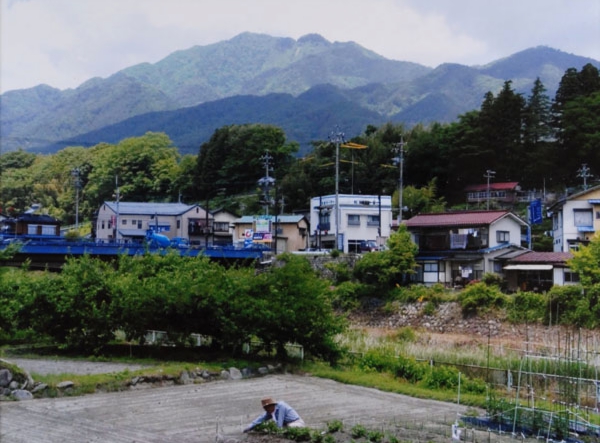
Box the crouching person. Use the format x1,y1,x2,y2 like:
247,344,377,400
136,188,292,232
243,397,306,432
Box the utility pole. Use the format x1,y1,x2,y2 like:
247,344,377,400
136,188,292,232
392,137,406,225
114,175,120,242
71,168,81,231
258,151,275,215
330,128,345,251
484,169,496,210
577,163,592,190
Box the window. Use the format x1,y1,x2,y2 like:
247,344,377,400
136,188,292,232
132,219,137,225
347,214,360,226
496,231,510,243
574,209,593,226
367,215,380,226
214,222,229,232
122,219,127,225
564,270,579,283
177,220,181,229
423,263,438,272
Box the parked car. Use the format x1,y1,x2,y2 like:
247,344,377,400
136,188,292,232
360,240,379,252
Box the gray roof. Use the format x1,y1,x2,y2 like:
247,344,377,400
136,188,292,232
103,202,199,216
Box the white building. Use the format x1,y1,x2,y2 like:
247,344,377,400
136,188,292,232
549,185,600,252
310,194,393,253
95,202,213,245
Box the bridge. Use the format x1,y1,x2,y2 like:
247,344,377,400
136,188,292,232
0,237,268,269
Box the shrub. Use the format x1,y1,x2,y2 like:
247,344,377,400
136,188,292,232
421,365,460,390
457,282,507,315
392,326,416,343
507,291,547,324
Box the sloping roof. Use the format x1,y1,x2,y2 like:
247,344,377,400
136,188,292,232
404,210,526,228
235,215,307,224
548,184,600,211
103,202,198,216
463,182,520,192
15,214,60,224
508,251,572,265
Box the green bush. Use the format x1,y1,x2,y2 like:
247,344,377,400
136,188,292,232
546,284,600,328
457,282,507,315
421,365,460,390
507,291,548,323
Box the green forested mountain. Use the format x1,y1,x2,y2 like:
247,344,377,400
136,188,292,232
1,33,598,154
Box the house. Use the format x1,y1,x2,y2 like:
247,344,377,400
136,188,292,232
404,210,528,286
502,251,575,292
210,208,237,246
548,184,600,252
309,194,393,253
95,202,213,245
1,213,61,238
464,182,521,207
233,215,309,253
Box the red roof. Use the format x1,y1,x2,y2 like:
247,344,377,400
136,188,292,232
404,210,515,227
509,251,573,264
464,182,520,192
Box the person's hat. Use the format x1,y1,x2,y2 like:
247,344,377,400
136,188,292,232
261,397,277,408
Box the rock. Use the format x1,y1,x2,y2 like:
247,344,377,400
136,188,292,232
224,367,240,379
31,383,48,393
57,381,74,389
220,370,230,380
9,380,19,390
258,367,269,375
179,371,192,384
12,389,33,401
0,369,12,387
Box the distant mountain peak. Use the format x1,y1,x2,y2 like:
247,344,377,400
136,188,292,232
297,33,330,46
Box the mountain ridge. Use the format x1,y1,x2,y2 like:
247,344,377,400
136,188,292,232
1,32,598,154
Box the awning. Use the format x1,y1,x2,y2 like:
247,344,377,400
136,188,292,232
577,226,595,233
503,264,553,270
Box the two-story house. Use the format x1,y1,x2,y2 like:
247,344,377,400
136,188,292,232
210,208,237,246
404,210,528,286
233,215,309,253
310,194,393,253
95,202,213,245
548,184,600,252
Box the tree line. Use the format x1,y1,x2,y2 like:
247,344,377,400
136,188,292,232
0,63,598,225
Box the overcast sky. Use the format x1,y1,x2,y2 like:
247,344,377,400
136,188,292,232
1,0,599,93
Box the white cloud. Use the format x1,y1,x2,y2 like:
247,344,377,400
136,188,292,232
1,0,598,93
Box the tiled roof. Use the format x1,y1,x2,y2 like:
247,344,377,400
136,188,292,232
508,251,573,264
463,182,520,192
103,202,198,216
404,210,516,227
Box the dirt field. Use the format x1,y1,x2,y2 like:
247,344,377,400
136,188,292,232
1,365,472,443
